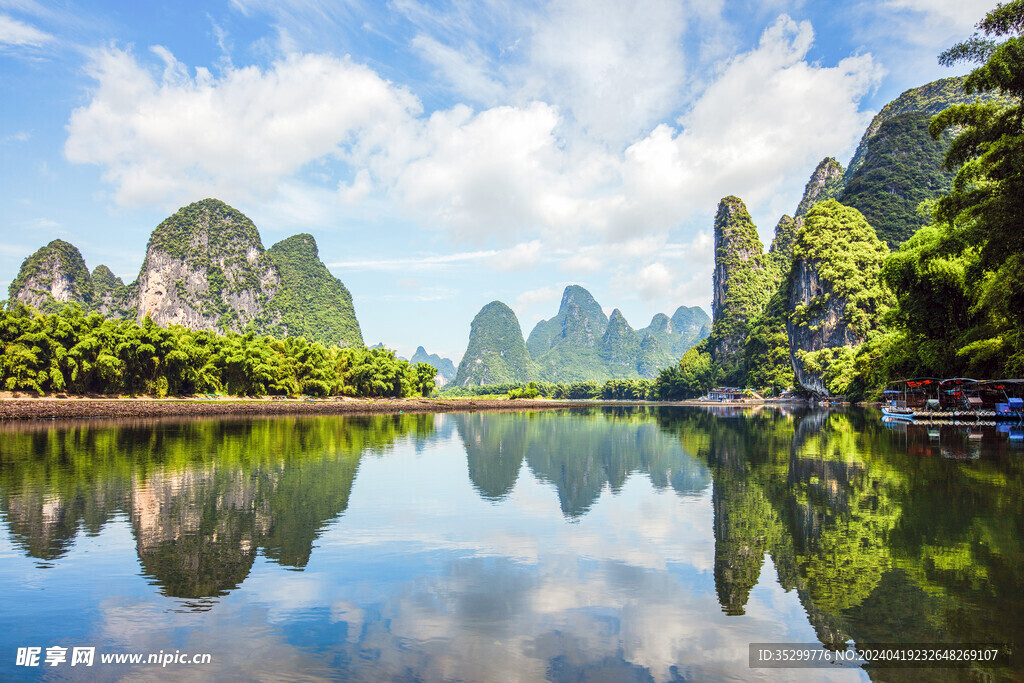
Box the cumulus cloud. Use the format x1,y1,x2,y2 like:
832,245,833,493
619,15,883,234
64,10,880,287
386,101,576,243
65,46,421,208
522,0,689,145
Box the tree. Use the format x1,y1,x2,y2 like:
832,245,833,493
927,0,1024,373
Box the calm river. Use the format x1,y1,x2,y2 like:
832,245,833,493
0,407,1020,680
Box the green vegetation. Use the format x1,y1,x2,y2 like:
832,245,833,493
454,301,536,386
640,306,711,357
787,200,893,396
843,76,1002,180
526,285,607,358
743,291,794,396
839,112,954,247
652,341,720,400
707,196,773,382
794,157,844,217
266,233,363,347
146,198,263,262
0,303,434,398
873,1,1024,380
8,240,95,312
522,286,706,382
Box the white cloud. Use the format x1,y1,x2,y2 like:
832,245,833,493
0,13,51,47
65,47,421,209
488,240,543,272
0,130,29,144
619,15,882,231
513,285,561,315
388,101,570,244
329,249,498,271
883,0,989,33
63,11,881,303
522,0,690,145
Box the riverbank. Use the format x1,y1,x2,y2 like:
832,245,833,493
0,395,610,420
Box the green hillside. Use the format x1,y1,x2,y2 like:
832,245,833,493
454,301,536,386
267,233,363,347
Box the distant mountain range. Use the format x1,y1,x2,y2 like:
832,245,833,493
454,286,710,386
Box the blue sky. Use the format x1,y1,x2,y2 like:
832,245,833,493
0,0,989,362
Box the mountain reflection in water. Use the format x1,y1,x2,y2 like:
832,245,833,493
0,407,1020,680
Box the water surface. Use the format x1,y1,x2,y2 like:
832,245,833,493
0,407,1020,680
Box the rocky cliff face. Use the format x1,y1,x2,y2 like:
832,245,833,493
10,199,364,345
785,201,892,397
708,196,771,372
454,301,535,386
131,199,280,332
8,240,94,312
795,158,844,217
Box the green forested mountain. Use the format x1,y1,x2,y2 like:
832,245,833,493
131,198,281,332
90,265,130,318
266,233,363,347
794,157,844,217
839,112,955,247
8,240,95,313
526,285,608,359
707,196,772,381
525,285,707,382
640,306,712,356
835,77,1007,248
785,201,892,396
7,199,363,347
410,346,456,385
457,286,708,386
454,301,536,386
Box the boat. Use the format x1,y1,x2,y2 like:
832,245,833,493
882,403,915,420
881,378,1024,423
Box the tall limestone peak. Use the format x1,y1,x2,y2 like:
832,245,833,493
9,239,94,312
454,301,535,387
526,284,609,357
669,306,711,348
785,200,893,397
131,198,280,332
795,157,844,217
847,76,990,176
639,306,711,358
767,214,803,275
91,265,130,318
599,309,641,374
709,196,771,373
266,233,363,347
647,312,671,334
837,76,1008,248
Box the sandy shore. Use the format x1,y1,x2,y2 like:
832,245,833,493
0,395,603,420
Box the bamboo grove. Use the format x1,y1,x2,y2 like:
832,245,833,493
0,302,437,398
